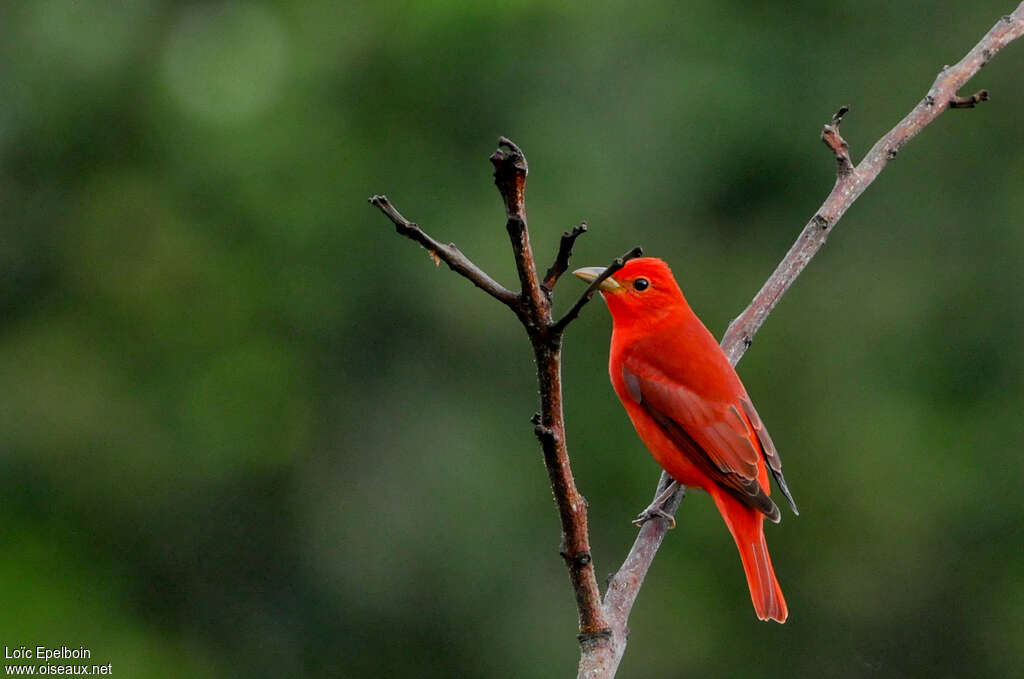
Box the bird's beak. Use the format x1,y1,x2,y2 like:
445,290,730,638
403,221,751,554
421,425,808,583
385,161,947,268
573,267,623,292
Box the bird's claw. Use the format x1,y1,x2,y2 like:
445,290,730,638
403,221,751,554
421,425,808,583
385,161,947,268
632,479,682,529
632,508,676,529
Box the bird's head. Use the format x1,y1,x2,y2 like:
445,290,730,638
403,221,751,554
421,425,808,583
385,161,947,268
573,257,689,327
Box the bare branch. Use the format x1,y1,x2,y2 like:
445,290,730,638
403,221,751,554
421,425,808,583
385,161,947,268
485,138,609,642
368,195,519,308
490,137,549,323
491,137,529,219
589,6,1024,676
949,88,990,108
530,411,608,641
543,222,589,293
821,105,853,178
373,140,612,647
721,3,1024,365
552,247,644,335
588,471,682,674
371,8,1024,677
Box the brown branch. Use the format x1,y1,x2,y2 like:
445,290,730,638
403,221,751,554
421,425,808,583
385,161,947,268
367,195,520,308
529,336,609,643
488,137,609,641
372,138,616,655
491,137,549,326
949,88,990,108
584,5,1024,677
552,247,644,335
531,409,607,643
542,222,589,293
821,105,853,177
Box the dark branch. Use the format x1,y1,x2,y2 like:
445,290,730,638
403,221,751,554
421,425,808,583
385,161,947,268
489,139,611,640
368,195,519,308
551,247,643,335
542,222,589,293
490,137,528,217
490,138,548,323
373,141,611,651
489,137,608,641
949,88,990,108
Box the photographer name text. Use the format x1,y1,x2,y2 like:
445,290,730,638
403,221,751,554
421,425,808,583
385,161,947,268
5,648,90,662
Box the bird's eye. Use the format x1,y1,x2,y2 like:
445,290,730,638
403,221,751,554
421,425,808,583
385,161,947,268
633,278,650,291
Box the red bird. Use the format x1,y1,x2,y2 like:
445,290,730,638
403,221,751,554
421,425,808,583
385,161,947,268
574,257,797,623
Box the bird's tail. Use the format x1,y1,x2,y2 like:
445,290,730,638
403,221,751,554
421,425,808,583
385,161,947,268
711,492,788,623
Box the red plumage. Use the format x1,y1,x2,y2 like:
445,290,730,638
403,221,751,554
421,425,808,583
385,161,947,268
577,257,797,622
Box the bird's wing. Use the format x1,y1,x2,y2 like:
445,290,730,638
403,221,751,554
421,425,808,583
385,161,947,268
738,397,798,515
622,360,795,522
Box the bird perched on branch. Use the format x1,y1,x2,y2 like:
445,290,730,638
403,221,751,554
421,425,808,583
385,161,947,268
574,257,798,622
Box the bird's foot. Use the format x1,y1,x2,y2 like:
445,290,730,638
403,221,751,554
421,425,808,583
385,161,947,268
632,480,683,529
632,507,676,529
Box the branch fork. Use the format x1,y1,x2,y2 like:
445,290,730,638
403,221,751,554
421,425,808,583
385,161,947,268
543,222,589,293
375,135,646,646
370,5,1024,677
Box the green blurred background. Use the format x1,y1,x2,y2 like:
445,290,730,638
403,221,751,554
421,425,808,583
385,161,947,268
2,1,1023,677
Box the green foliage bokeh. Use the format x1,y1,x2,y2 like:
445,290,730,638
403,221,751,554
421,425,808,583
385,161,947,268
2,1,1023,677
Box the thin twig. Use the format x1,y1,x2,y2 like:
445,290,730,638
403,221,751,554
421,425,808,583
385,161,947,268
586,5,1024,677
949,88,990,107
368,195,519,308
543,222,589,293
552,247,644,335
821,105,853,177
